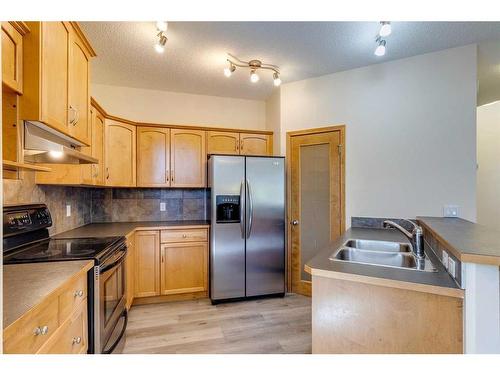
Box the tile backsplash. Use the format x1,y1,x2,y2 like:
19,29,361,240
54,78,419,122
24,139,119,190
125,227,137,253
3,172,91,235
91,188,209,222
3,172,209,235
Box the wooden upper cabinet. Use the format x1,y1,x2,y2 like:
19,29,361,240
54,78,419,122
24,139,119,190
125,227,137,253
137,127,170,187
207,131,240,155
68,29,91,144
1,22,28,94
20,22,95,145
105,120,136,187
239,133,273,156
170,129,206,187
134,231,160,298
91,109,105,186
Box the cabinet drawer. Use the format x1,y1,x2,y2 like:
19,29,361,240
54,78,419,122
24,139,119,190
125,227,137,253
39,302,88,354
58,273,87,323
160,228,208,243
3,296,59,353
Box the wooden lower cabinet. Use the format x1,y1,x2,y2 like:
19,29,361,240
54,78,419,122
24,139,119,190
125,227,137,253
134,230,160,298
160,242,208,295
132,227,209,305
2,264,90,354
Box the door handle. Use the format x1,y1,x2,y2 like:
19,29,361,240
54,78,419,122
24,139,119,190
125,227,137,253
291,220,299,226
246,179,253,239
239,180,245,239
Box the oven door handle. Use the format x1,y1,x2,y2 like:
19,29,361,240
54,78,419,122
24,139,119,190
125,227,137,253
100,248,127,274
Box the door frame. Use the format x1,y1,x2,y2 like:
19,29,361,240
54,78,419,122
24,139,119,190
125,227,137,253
285,125,346,293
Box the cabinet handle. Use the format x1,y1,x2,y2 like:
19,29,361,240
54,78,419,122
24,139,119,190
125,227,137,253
106,168,110,180
74,108,80,125
72,336,82,345
74,290,84,297
161,255,164,263
34,325,49,336
68,106,77,125
171,170,174,183
240,140,244,151
166,169,169,183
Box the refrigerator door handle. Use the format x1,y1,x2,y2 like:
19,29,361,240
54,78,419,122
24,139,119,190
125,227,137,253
246,178,253,239
239,179,245,238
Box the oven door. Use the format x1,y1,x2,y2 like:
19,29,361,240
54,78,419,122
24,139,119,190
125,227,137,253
98,243,128,353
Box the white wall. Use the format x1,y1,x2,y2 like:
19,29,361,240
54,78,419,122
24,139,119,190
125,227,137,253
91,83,266,130
477,101,500,227
279,45,478,223
265,89,281,153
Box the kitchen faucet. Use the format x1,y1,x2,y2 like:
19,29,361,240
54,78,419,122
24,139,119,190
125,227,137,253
383,219,425,259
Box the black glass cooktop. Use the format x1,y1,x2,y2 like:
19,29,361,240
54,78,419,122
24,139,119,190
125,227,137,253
3,236,123,264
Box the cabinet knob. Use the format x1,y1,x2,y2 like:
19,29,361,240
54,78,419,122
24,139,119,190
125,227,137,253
182,234,187,238
72,336,82,345
291,220,299,226
74,290,84,297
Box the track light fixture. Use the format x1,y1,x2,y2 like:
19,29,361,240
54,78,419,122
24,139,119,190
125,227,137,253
379,21,391,37
374,36,386,56
224,53,281,86
154,21,168,54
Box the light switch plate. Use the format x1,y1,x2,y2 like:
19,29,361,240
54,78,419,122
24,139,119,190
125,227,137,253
442,250,449,269
66,204,71,217
443,205,459,217
448,257,456,278
160,202,166,212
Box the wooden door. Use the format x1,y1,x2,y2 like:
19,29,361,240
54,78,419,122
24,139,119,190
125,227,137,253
105,120,136,187
40,22,70,133
160,242,208,295
134,231,160,298
207,131,240,155
68,29,91,144
240,133,273,155
1,22,24,94
125,233,135,309
288,126,345,296
170,129,206,187
137,127,170,187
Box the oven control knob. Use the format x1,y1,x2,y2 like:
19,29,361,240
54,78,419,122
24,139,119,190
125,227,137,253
72,336,82,345
74,290,84,297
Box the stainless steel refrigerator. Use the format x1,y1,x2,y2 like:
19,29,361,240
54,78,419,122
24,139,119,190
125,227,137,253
208,155,285,303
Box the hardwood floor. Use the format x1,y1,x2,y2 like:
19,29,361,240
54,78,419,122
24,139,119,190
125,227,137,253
117,293,311,354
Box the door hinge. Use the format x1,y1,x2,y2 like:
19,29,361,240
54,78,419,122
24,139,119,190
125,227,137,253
337,144,343,156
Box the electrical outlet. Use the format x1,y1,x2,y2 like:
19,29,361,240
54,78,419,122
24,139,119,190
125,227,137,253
66,204,71,217
448,257,456,278
442,250,449,269
160,202,166,212
443,205,459,217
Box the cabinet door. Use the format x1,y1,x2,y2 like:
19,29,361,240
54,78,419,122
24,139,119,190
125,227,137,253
1,22,24,94
207,131,240,155
134,231,160,298
68,29,91,144
170,129,206,187
137,127,170,187
92,110,105,186
240,133,273,156
105,121,136,187
40,22,70,133
160,242,208,295
125,233,135,309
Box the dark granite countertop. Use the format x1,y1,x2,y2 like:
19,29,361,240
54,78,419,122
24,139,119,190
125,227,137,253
417,217,500,266
305,227,463,298
53,220,210,239
3,260,93,327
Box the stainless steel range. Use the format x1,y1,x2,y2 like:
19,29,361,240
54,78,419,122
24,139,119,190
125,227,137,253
3,203,128,354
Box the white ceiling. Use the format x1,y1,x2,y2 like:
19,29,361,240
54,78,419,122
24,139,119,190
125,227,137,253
80,21,500,101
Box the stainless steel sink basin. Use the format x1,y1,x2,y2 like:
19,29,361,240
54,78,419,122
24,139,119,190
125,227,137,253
343,239,411,253
329,239,438,272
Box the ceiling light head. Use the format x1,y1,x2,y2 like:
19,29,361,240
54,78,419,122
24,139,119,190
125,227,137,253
156,21,168,32
374,37,386,57
154,34,168,54
224,62,236,77
379,21,391,37
273,72,281,87
250,69,260,83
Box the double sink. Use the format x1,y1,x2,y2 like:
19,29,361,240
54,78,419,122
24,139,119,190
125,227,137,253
330,239,437,272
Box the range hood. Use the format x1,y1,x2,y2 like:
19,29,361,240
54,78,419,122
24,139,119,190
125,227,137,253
23,121,98,164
